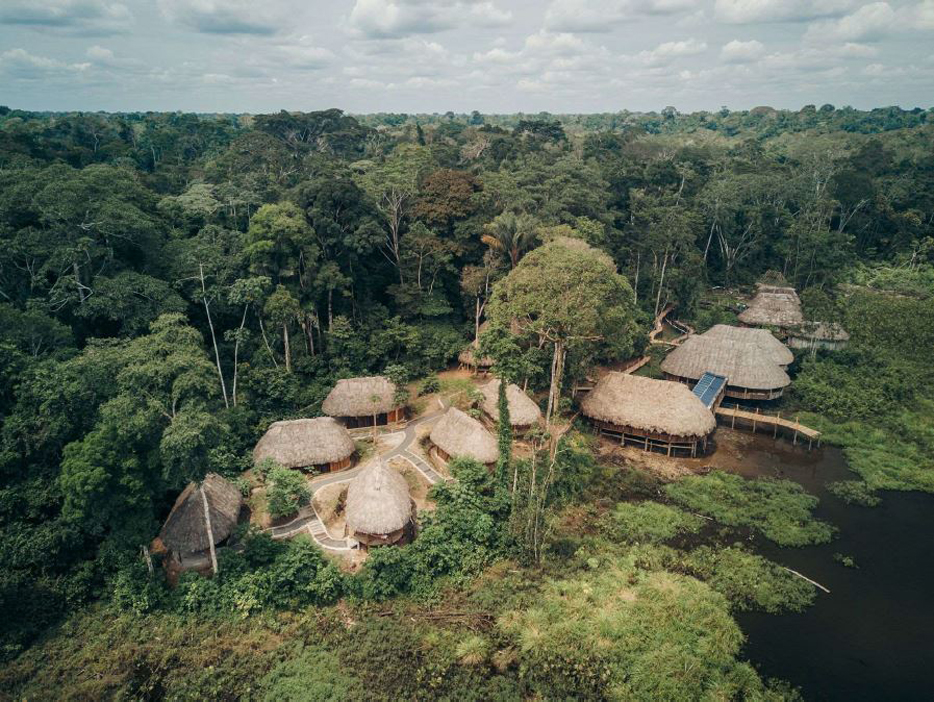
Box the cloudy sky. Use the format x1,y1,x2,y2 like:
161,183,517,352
1,0,933,113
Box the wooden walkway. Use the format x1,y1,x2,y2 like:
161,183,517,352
715,405,821,447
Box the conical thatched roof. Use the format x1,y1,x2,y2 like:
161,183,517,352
458,321,494,367
345,462,412,537
479,379,542,427
430,407,499,464
738,285,804,328
703,324,794,366
581,373,716,439
253,417,354,468
661,335,791,391
160,473,242,555
790,321,850,342
322,376,400,417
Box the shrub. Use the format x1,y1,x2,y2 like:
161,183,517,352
266,467,310,520
826,480,881,506
260,645,362,702
601,501,704,543
419,374,441,395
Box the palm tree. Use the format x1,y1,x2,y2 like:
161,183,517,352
481,212,538,268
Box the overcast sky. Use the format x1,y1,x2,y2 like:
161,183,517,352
1,0,933,114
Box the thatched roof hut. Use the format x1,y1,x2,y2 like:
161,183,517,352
702,324,794,367
345,462,413,547
738,285,804,328
322,376,404,425
459,321,494,369
429,407,499,465
479,379,542,429
661,334,790,398
253,417,355,471
160,473,242,557
787,322,850,350
582,373,716,440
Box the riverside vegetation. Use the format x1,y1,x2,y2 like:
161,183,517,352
1,105,934,698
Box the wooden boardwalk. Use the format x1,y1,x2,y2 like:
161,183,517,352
715,404,821,447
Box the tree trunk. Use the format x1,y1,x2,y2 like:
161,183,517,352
654,248,669,319
545,340,565,427
633,251,640,304
258,315,279,369
231,304,248,407
200,264,229,409
283,323,291,372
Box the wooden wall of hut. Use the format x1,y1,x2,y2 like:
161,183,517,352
589,418,708,457
339,407,405,428
663,373,784,401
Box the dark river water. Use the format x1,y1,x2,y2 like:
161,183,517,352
704,430,934,700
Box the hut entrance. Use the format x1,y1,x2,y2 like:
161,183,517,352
591,420,708,458
342,407,405,428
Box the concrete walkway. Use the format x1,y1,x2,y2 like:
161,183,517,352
266,398,451,551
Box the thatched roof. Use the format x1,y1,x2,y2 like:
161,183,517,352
322,376,400,417
345,462,412,536
582,373,716,438
160,473,242,555
458,320,494,367
661,335,791,390
790,321,850,342
738,285,804,328
479,379,542,427
702,324,794,366
253,417,354,468
429,407,499,464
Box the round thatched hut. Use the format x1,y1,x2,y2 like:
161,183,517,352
429,407,499,466
345,462,414,549
479,379,542,433
787,322,850,351
253,417,355,472
159,473,242,575
738,285,804,328
581,373,716,456
661,334,791,400
322,376,405,427
702,324,794,368
458,321,494,374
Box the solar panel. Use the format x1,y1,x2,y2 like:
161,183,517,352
693,372,727,409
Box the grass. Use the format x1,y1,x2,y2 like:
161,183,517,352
601,501,704,543
826,480,882,507
680,546,816,614
664,471,836,547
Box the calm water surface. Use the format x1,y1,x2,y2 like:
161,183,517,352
705,430,934,701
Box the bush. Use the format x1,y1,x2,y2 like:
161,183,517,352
601,501,704,543
419,374,441,395
266,467,310,520
665,471,836,547
826,480,881,506
260,645,362,702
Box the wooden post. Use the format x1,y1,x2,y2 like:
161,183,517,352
793,415,799,446
667,440,672,457
644,435,649,451
142,545,153,575
753,408,758,433
731,407,736,429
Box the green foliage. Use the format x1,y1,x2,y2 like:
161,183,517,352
260,645,362,702
827,480,882,506
681,546,816,614
500,557,780,701
265,467,310,520
419,374,441,395
601,501,704,543
833,553,859,569
495,378,512,482
665,471,836,547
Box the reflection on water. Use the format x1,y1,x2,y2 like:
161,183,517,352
706,429,934,701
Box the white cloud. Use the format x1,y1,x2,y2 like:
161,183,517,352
346,0,511,39
0,0,131,35
0,48,91,79
805,2,895,43
721,39,764,63
157,0,294,35
715,0,856,24
637,38,707,66
544,0,700,32
472,47,519,63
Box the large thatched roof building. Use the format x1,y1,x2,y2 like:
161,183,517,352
253,417,355,472
738,285,804,328
479,379,542,432
429,407,499,466
661,333,791,400
322,376,404,427
703,324,794,367
345,462,414,549
159,473,242,573
787,322,850,351
458,320,494,373
582,373,716,456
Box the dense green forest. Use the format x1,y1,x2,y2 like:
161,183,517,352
1,105,933,699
